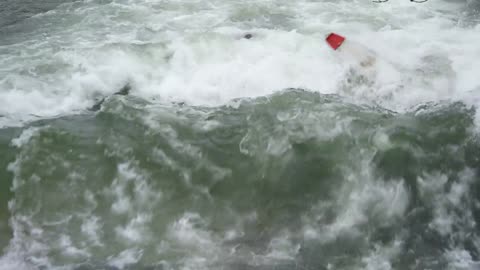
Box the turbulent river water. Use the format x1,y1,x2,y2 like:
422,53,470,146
1,0,480,269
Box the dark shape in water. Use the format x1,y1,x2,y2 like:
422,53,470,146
89,83,131,112
244,33,253,39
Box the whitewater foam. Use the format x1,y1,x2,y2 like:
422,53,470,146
0,0,478,127
1,1,480,270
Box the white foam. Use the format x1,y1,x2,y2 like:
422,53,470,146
265,233,300,261
115,214,152,243
419,169,476,237
107,248,143,269
361,239,403,270
168,212,217,250
0,253,35,270
0,0,477,128
417,169,480,268
10,127,43,148
107,161,161,215
80,216,103,246
57,235,90,258
303,159,410,243
143,31,342,106
445,249,479,270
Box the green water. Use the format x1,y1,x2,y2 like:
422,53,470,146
0,127,17,252
0,90,478,269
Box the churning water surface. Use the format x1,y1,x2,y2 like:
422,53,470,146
1,0,480,269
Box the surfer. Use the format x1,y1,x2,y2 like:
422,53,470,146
325,32,377,68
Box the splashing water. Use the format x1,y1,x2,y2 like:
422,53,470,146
0,0,480,269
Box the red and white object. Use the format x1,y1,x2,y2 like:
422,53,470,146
326,33,346,50
326,32,377,68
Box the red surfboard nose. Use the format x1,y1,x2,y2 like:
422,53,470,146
326,33,345,50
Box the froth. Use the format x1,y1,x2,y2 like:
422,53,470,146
1,0,478,128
